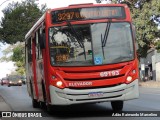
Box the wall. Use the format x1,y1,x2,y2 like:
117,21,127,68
155,52,160,81
156,62,160,81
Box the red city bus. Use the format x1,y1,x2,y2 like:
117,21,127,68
25,3,139,112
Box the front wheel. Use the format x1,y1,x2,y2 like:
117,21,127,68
111,101,123,111
46,104,53,114
32,99,40,108
40,102,53,114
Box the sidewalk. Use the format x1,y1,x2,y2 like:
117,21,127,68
139,80,160,88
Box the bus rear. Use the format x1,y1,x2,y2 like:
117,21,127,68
26,3,139,111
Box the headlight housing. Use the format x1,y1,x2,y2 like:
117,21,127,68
51,76,65,89
125,69,137,84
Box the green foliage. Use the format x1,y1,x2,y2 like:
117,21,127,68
12,44,24,62
155,40,160,53
0,0,47,44
131,0,160,57
12,43,25,75
15,61,25,75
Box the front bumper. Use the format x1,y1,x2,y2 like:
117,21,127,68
9,83,22,86
49,79,139,105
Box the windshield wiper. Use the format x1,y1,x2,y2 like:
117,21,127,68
66,21,84,48
102,20,111,47
66,21,86,60
101,20,111,59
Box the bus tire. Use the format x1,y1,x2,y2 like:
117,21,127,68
40,102,52,114
111,101,123,111
46,104,53,114
32,99,40,108
40,101,46,109
30,81,40,108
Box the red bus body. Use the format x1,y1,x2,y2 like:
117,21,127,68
25,3,139,111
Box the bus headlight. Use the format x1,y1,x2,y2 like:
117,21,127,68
56,81,63,88
51,76,65,89
126,76,132,82
125,69,137,84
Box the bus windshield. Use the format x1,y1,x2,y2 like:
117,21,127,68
49,22,134,66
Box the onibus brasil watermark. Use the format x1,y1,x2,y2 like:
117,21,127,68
1,112,43,118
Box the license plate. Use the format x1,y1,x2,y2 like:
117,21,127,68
88,92,104,98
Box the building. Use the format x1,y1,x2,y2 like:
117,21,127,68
140,48,160,81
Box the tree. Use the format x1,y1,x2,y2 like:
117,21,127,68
0,0,47,75
95,0,160,57
12,42,25,75
131,0,160,57
0,0,47,44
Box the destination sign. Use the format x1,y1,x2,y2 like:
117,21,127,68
52,6,125,23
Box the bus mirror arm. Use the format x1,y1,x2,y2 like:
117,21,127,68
40,33,46,49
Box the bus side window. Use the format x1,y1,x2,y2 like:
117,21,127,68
39,28,46,49
36,30,42,60
27,38,32,62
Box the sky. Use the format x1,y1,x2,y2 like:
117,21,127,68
0,43,16,79
0,0,98,79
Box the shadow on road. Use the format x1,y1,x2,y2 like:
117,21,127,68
43,103,115,118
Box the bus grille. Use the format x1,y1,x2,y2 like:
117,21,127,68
63,74,125,81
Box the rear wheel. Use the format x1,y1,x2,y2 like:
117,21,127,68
30,81,40,108
111,101,123,111
41,82,53,114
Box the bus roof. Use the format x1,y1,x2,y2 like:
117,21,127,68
25,13,46,40
55,3,128,10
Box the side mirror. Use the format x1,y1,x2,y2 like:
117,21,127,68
39,33,45,49
132,24,138,51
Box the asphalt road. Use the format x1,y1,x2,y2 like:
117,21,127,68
0,85,160,120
